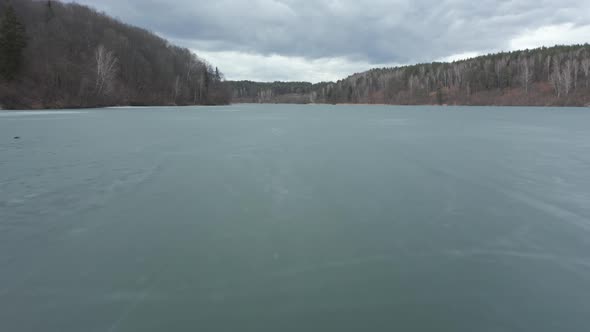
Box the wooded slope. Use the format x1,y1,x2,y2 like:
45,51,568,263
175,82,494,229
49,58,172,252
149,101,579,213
0,0,230,109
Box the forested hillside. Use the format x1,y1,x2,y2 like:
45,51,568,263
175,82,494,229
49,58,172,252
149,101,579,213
0,0,230,109
229,81,334,104
230,81,314,103
230,45,590,107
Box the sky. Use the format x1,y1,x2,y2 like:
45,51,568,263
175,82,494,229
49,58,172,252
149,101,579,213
68,0,590,82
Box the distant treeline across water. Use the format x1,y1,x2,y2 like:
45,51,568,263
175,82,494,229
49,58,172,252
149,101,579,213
229,44,590,107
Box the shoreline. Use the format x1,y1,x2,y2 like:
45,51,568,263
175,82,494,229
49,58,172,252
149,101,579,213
2,103,589,111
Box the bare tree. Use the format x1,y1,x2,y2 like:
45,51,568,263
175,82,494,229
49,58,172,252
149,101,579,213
550,58,562,97
495,57,508,89
173,75,181,103
562,59,574,96
545,55,552,81
484,59,492,88
581,57,590,88
519,56,534,94
408,74,419,93
95,44,118,96
573,59,579,91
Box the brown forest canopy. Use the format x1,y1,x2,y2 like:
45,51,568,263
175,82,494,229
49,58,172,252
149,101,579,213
0,0,230,109
229,44,590,107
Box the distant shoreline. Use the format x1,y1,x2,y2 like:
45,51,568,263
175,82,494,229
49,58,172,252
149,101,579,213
0,104,230,111
231,102,590,108
3,103,590,111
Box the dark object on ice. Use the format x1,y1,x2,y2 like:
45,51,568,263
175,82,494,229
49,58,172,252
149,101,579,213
13,136,20,139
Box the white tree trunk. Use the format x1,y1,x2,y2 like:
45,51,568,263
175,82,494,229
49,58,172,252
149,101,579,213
562,59,573,96
173,75,181,103
581,58,590,88
550,58,561,97
95,45,118,96
519,57,533,94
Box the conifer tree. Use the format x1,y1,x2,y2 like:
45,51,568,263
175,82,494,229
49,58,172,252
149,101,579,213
0,3,27,80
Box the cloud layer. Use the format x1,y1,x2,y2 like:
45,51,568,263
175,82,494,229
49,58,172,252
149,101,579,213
70,0,590,81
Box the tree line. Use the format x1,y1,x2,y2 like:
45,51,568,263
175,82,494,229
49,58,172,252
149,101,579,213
0,0,230,109
230,45,590,107
229,81,325,103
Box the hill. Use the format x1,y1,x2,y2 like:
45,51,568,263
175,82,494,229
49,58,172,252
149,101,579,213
230,45,590,107
0,0,230,109
229,81,326,104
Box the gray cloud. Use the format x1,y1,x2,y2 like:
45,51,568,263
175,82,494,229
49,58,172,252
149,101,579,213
70,0,589,61
68,0,590,81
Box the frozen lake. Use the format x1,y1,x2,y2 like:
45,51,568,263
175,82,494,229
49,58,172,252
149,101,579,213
1,104,590,331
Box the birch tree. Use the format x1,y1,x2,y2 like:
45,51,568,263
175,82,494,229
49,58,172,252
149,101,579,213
495,57,507,89
562,59,574,96
581,58,590,88
550,58,562,97
95,44,118,96
173,75,181,103
544,55,552,81
519,56,534,94
575,60,580,90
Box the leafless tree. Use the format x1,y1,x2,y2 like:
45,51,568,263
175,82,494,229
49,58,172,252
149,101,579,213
550,58,562,97
495,57,507,89
519,56,534,94
484,59,492,88
581,58,590,88
408,74,419,93
173,75,181,103
573,59,579,91
562,59,574,96
95,44,118,96
544,55,552,81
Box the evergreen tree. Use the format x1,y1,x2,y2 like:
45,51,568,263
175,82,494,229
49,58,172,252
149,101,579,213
214,67,221,81
44,1,55,23
0,3,27,81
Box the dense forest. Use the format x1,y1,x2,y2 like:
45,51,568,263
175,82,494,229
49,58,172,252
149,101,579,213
230,45,590,107
229,81,333,104
229,81,318,103
0,0,230,109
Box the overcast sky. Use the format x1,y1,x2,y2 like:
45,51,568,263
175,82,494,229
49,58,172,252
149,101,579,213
69,0,590,82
